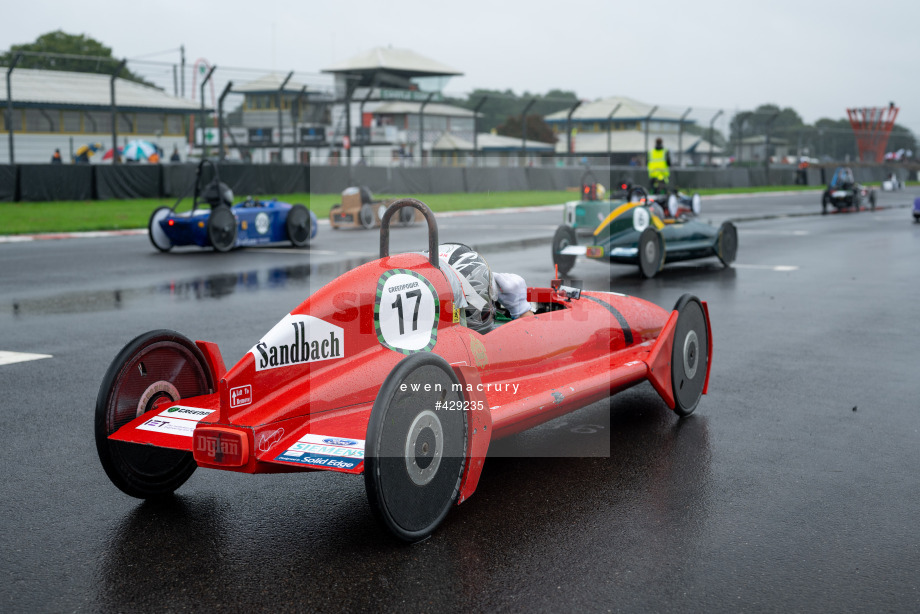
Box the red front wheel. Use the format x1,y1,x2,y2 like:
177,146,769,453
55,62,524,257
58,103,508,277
95,330,214,498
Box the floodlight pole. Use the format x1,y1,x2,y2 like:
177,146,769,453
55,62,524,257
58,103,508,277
565,101,582,165
110,59,127,164
277,71,293,163
606,102,622,161
6,52,22,165
520,98,537,163
218,81,233,162
199,65,216,158
677,107,691,167
708,109,723,166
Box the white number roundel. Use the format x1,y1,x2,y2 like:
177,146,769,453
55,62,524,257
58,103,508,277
375,270,439,353
255,212,270,235
633,206,650,231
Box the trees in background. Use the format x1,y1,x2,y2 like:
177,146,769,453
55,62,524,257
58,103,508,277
0,30,155,87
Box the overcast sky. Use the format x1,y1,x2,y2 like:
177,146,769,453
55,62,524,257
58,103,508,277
4,0,919,136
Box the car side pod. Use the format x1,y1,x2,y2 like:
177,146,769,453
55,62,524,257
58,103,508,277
646,294,712,416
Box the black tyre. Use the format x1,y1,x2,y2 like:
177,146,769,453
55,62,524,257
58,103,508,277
637,227,664,278
364,353,468,542
95,330,214,498
552,225,578,276
286,204,312,247
398,205,416,226
208,206,237,252
821,193,829,215
717,221,738,267
869,190,877,211
671,295,709,417
359,204,375,229
148,206,174,252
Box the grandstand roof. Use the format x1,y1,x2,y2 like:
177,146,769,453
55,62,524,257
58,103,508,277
371,101,477,118
0,67,200,113
322,47,462,78
433,133,555,151
545,96,694,124
234,73,310,94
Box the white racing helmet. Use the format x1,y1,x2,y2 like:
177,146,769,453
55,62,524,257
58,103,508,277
437,243,495,333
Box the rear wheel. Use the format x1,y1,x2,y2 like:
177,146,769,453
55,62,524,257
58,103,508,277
208,206,237,252
717,221,738,267
286,204,312,247
148,207,174,252
398,205,416,226
95,330,213,498
365,353,468,542
552,225,578,276
637,227,664,278
671,295,709,417
822,193,829,215
359,204,375,229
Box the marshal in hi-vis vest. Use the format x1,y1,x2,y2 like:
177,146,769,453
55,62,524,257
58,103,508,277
647,147,670,182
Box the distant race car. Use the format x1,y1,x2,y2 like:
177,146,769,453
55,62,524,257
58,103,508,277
821,167,876,214
148,160,317,252
96,199,713,542
329,186,422,230
882,173,903,192
553,186,737,278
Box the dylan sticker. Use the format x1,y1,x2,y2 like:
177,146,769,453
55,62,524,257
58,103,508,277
249,314,344,371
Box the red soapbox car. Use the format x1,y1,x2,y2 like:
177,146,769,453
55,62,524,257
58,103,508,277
95,199,713,542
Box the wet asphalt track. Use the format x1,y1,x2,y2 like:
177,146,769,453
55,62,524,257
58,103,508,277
1,188,919,612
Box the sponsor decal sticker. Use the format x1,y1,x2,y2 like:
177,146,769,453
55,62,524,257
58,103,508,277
257,428,284,452
249,314,344,371
275,434,365,469
160,405,215,421
274,453,362,470
230,385,252,408
137,416,197,437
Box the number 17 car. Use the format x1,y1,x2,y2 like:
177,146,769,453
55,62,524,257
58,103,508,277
96,199,713,542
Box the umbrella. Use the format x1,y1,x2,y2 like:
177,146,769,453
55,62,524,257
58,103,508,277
75,143,103,157
102,147,123,161
122,140,158,161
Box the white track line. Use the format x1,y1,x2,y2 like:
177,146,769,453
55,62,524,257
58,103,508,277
0,351,53,366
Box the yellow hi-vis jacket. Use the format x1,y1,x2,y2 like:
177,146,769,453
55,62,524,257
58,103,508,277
647,147,670,181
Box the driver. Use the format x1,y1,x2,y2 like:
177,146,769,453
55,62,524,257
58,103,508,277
437,243,532,333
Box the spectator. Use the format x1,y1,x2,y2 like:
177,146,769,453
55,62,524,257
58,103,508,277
170,147,181,163
51,149,62,164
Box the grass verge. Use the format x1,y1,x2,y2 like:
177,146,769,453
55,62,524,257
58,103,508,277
1,183,907,235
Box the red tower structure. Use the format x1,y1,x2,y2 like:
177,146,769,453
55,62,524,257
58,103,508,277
846,104,899,163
